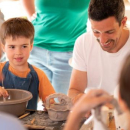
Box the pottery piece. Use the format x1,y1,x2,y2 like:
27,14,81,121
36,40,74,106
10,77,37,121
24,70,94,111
93,98,123,130
45,93,72,121
0,89,32,116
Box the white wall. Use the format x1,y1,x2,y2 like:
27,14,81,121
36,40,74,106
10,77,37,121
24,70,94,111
125,0,130,28
0,0,27,20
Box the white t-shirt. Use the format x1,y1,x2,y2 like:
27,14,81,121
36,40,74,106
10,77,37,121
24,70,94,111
72,30,130,94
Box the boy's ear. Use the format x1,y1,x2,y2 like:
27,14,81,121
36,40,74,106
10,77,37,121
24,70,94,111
30,43,33,51
1,43,5,52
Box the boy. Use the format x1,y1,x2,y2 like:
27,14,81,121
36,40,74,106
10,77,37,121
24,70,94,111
0,18,55,110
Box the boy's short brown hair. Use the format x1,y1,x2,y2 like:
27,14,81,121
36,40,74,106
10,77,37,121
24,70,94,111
0,17,34,44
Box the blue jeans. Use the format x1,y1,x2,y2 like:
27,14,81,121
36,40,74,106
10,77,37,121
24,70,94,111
28,46,72,94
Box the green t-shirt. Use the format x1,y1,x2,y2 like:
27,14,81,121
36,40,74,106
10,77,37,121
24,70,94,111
32,0,90,52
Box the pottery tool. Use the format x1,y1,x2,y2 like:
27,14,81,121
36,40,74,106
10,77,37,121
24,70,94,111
19,112,30,119
30,118,35,125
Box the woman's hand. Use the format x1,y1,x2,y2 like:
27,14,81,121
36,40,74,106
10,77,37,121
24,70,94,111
29,12,37,21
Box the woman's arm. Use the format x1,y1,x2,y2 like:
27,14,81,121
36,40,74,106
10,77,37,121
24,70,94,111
20,0,35,20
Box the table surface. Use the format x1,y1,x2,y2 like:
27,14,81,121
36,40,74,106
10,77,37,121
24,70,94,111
19,110,65,130
19,110,116,130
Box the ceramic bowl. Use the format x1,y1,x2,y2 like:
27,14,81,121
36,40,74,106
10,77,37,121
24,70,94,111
0,89,32,116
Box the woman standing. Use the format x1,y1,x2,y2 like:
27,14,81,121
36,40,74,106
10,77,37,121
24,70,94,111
20,0,90,94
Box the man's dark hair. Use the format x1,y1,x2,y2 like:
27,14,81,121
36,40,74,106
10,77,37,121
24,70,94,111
0,17,34,45
119,55,130,109
88,0,125,25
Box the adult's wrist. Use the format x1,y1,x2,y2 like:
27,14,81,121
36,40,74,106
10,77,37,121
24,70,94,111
73,93,85,104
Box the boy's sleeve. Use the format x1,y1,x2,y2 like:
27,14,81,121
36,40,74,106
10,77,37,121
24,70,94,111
38,71,55,102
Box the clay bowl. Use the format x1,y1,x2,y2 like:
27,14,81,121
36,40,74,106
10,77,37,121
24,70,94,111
0,89,32,117
45,93,72,121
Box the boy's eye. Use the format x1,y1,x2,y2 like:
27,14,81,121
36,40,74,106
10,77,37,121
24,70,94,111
9,46,15,49
22,45,27,48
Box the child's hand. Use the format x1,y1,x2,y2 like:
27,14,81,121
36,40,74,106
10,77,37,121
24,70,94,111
0,87,9,97
43,99,55,111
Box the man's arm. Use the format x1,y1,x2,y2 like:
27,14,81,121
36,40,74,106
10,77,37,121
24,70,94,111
20,0,35,20
68,68,87,104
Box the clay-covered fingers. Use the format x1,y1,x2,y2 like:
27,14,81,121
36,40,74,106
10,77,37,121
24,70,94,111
91,94,113,108
0,87,9,97
87,89,109,98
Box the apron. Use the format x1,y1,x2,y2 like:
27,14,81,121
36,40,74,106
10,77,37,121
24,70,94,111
0,62,39,110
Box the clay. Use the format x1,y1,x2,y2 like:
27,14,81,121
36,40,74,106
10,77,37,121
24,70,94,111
45,93,73,121
94,98,123,130
0,89,32,116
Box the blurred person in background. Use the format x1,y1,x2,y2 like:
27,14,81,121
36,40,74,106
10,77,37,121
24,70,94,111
20,0,90,94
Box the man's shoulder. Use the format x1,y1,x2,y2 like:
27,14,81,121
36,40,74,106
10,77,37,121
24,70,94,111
77,30,93,40
76,31,95,45
75,30,96,48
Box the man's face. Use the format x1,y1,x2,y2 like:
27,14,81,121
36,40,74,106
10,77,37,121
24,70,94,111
90,16,125,53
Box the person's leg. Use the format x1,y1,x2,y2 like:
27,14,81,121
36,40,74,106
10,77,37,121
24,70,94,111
28,47,53,110
28,46,73,94
28,46,52,83
49,51,73,94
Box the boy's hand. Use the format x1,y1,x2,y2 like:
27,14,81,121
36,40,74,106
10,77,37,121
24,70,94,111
0,87,9,97
43,99,55,111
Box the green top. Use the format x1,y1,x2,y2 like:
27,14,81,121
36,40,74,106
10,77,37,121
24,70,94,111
32,0,90,52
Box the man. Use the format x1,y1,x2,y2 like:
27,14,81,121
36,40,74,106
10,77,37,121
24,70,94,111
68,0,130,103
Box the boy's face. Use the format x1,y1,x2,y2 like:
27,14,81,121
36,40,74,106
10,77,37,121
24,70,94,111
2,36,33,69
90,16,127,53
